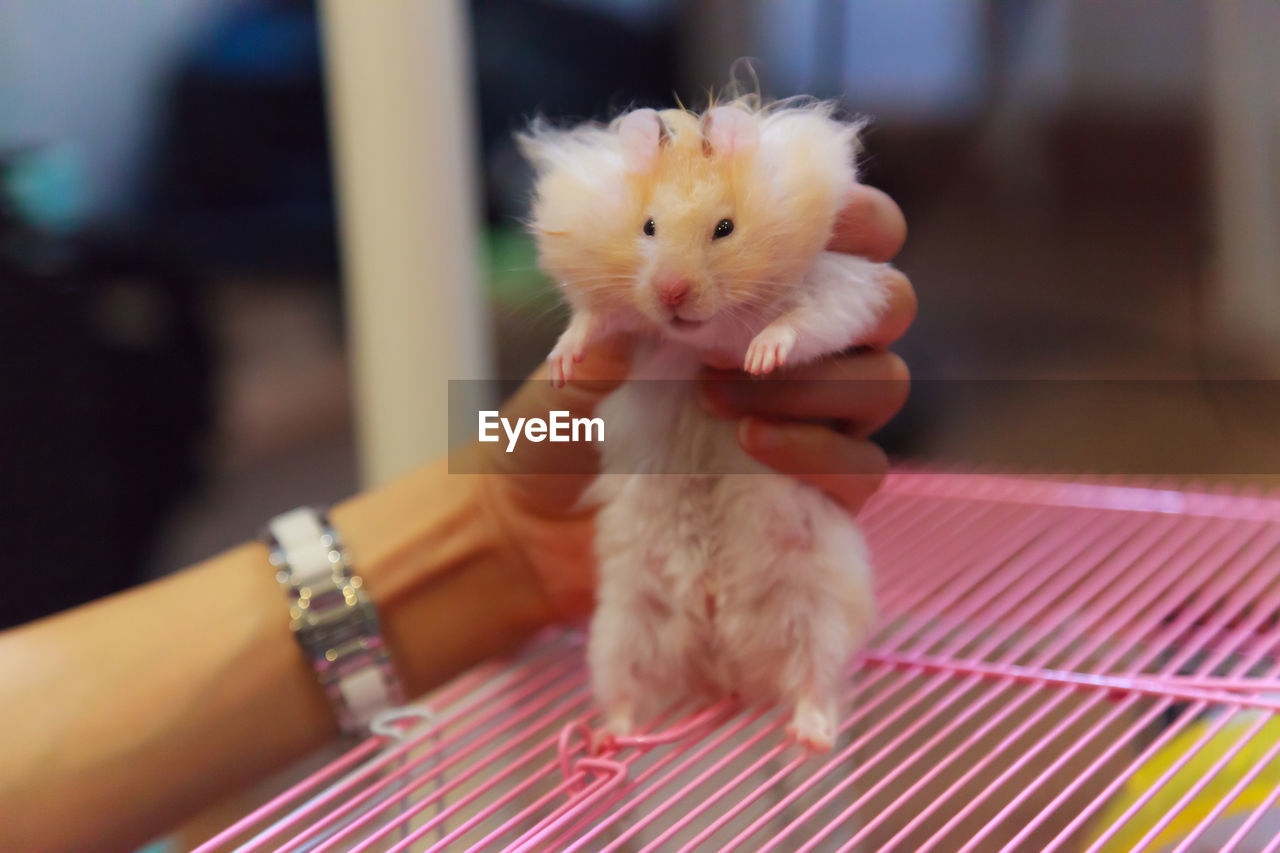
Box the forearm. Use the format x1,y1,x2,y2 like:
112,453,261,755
0,539,330,852
0,456,552,852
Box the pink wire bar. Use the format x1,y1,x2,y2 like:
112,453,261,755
200,472,1280,851
191,736,387,853
859,651,1280,710
868,512,1244,852
192,656,518,851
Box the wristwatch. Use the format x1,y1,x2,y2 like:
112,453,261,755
264,507,405,734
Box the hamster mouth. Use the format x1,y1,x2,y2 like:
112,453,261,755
669,316,707,331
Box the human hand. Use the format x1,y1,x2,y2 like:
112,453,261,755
476,184,914,622
706,184,913,517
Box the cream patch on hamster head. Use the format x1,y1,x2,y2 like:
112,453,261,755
520,99,862,338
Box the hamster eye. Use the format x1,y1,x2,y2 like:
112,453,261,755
643,218,656,237
713,218,734,240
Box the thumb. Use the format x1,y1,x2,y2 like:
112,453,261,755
535,331,635,398
482,333,635,506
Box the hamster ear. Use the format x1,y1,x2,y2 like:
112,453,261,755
617,108,662,174
704,105,759,158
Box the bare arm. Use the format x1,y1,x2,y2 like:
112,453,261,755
0,455,553,853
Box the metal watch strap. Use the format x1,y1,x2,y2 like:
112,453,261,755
265,507,404,734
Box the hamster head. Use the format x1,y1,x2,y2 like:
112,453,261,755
520,100,862,342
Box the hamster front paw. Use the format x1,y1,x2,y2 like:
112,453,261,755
547,314,595,387
547,345,577,388
744,323,798,375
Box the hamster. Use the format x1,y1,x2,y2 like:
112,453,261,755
519,98,894,750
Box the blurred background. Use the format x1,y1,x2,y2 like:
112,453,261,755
3,0,1280,630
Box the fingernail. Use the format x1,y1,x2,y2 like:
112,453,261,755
738,417,783,452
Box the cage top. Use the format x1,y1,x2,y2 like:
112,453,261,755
199,472,1280,853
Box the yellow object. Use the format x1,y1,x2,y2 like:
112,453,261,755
1091,710,1280,851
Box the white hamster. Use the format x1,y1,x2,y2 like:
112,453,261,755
520,98,895,749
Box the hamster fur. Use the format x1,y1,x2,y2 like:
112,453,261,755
520,99,894,749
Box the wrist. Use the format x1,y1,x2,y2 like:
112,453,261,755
328,453,554,697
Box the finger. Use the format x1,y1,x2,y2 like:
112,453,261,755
475,334,634,509
704,350,910,437
862,267,916,348
535,332,634,397
737,418,888,516
827,184,907,262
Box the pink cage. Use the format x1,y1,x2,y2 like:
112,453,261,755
195,472,1280,852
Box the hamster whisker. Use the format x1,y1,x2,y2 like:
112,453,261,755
725,278,793,293
559,273,626,283
561,275,631,287
724,292,788,314
492,264,550,274
500,300,571,331
719,305,768,336
494,289,562,317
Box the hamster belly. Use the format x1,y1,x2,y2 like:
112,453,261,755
590,347,875,716
591,368,740,712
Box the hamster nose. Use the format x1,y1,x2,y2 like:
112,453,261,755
656,276,691,307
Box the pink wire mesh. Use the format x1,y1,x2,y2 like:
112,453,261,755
195,472,1280,852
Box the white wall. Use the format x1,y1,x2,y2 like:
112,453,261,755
320,0,493,485
0,0,238,219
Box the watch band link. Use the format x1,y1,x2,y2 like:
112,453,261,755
265,507,405,734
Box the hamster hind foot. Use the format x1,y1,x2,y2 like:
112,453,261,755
593,698,636,752
788,695,839,752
